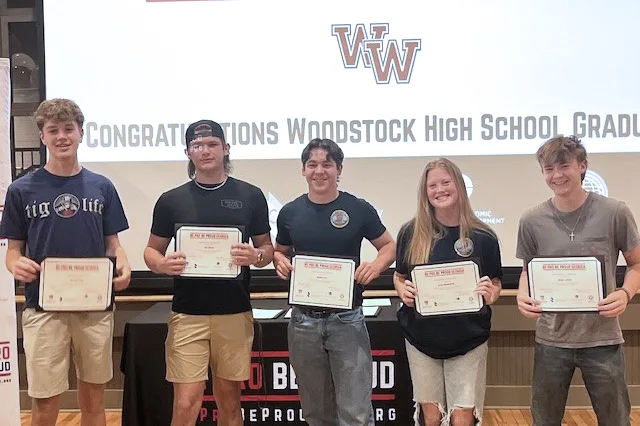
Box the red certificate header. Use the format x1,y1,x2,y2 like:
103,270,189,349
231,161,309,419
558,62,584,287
304,261,342,271
542,263,586,270
423,267,465,277
190,232,229,239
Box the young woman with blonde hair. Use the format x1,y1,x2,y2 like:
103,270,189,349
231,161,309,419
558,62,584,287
394,158,503,426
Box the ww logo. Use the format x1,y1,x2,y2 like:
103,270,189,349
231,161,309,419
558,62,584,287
331,23,421,84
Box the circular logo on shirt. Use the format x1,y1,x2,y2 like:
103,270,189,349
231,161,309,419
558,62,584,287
53,193,80,218
454,238,474,257
330,210,349,228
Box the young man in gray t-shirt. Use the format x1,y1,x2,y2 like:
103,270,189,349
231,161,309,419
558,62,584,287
516,135,640,426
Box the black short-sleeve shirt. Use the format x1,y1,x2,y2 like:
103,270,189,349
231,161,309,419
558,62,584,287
150,177,270,315
276,191,386,307
395,220,503,359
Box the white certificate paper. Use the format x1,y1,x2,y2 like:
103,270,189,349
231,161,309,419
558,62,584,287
411,261,482,316
39,257,114,311
289,255,356,309
528,256,604,312
176,226,242,278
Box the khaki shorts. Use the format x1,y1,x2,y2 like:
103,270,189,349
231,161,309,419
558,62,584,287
165,311,254,383
22,308,114,398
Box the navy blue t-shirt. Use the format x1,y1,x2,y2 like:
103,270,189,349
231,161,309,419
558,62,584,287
395,220,503,359
0,168,129,308
150,177,271,315
276,191,387,308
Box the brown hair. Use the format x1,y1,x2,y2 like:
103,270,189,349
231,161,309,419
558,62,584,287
34,98,84,131
536,135,588,181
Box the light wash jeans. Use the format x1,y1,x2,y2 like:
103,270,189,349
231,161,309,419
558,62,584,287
405,340,487,425
532,343,630,426
288,306,375,426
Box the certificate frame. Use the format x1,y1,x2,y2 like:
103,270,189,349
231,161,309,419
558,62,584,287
289,253,356,310
526,255,606,312
174,224,245,279
38,257,115,312
410,259,483,317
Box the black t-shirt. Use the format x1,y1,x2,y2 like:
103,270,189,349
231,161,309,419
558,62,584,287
150,177,270,315
276,191,387,307
395,220,503,359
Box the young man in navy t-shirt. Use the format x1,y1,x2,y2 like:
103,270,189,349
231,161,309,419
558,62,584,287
273,138,396,426
0,99,130,426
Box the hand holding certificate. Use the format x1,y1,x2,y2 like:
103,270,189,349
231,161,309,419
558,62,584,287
39,257,114,311
527,256,604,312
175,226,242,278
289,255,356,309
411,261,483,316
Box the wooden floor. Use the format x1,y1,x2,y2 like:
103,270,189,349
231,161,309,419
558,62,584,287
486,409,640,424
18,410,640,425
20,411,121,425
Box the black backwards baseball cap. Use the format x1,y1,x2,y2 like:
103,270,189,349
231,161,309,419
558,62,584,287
185,119,226,148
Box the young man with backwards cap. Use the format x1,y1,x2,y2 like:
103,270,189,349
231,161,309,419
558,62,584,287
144,119,273,426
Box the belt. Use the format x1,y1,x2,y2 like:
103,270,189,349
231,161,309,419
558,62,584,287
298,307,342,318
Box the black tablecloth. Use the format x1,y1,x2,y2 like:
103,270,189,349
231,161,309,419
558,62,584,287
120,300,412,425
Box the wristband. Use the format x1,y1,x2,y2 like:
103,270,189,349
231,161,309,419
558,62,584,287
615,287,633,303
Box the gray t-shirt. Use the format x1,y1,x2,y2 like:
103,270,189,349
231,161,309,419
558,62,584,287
516,193,640,348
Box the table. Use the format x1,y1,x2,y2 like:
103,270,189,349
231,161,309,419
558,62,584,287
120,300,413,425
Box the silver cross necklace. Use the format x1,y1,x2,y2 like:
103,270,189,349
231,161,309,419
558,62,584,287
552,192,589,242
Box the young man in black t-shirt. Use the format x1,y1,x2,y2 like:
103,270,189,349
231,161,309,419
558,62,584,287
273,138,395,426
144,120,273,426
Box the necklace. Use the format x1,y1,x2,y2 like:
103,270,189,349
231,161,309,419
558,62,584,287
193,176,228,191
552,192,589,242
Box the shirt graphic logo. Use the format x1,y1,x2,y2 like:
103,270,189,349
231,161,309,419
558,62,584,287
454,238,474,257
221,199,243,209
330,210,350,228
54,194,80,218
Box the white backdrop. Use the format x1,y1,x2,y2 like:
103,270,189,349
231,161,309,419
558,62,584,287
43,0,640,162
0,58,21,424
41,0,640,268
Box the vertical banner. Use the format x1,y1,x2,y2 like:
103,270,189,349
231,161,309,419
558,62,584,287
0,58,21,425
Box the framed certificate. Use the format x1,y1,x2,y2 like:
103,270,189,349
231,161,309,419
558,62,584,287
175,225,242,278
39,257,114,312
527,256,605,312
411,260,483,316
289,254,356,310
